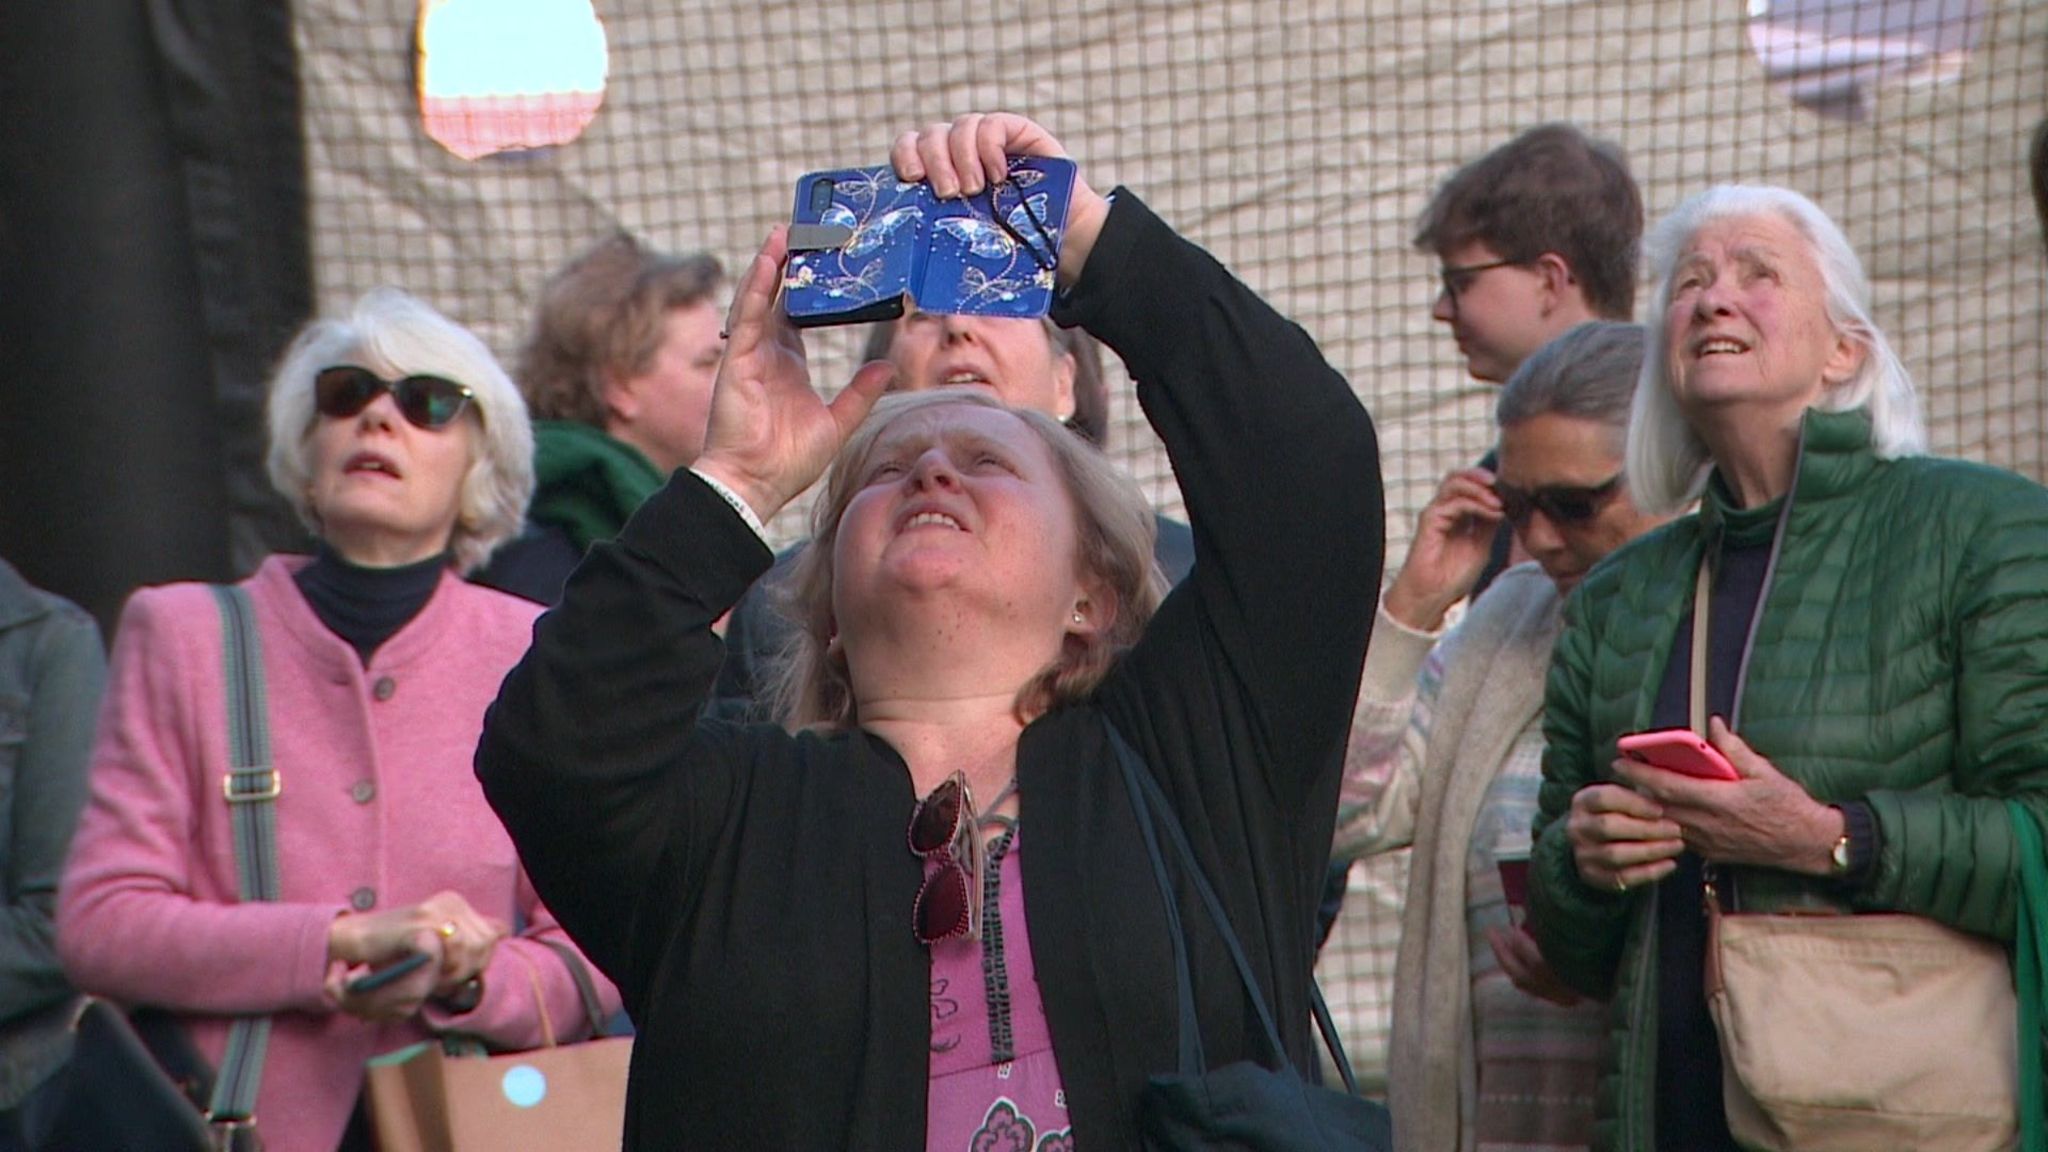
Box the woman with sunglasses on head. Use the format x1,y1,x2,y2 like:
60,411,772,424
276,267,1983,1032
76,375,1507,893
56,287,618,1152
1329,322,1669,1152
478,112,1383,1150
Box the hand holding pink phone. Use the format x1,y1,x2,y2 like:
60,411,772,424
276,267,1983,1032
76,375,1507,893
1617,728,1739,781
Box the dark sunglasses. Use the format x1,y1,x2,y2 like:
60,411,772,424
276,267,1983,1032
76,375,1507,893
314,365,475,430
908,772,986,946
1496,472,1625,528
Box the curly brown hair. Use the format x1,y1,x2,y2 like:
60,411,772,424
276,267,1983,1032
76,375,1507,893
516,233,723,425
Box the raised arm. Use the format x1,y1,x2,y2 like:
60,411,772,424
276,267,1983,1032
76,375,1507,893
477,228,892,998
1333,609,1443,860
1068,192,1383,807
1336,466,1506,857
887,116,1381,858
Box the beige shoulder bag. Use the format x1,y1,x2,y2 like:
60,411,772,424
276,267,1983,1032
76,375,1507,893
1690,560,2021,1151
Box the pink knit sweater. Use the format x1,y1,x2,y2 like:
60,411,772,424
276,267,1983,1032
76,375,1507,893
58,556,620,1152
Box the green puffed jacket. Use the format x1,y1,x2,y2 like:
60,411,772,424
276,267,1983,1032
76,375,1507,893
1526,407,2048,1152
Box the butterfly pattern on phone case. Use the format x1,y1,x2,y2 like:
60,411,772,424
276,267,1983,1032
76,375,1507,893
783,156,1074,328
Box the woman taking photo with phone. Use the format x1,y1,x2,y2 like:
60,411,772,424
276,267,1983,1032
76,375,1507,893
56,289,617,1152
477,112,1383,1150
1527,186,2048,1150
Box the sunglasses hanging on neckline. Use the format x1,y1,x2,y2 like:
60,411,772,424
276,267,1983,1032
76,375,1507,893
908,771,987,946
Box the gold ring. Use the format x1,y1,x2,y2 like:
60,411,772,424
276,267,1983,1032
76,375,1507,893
437,921,458,939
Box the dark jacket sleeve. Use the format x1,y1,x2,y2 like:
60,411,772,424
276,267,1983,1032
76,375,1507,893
0,600,105,1022
1066,192,1384,824
475,475,773,1003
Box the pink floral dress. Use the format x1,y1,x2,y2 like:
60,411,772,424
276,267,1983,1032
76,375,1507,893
925,827,1075,1151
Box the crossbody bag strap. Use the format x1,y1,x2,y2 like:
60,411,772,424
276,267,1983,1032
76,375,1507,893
208,585,278,1134
1690,559,1710,738
1108,725,1204,1075
2009,800,2048,1152
1107,724,1348,1085
538,938,611,1038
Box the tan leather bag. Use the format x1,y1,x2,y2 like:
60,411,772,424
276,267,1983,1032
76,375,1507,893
1683,560,2019,1152
1704,896,2018,1151
367,947,630,1152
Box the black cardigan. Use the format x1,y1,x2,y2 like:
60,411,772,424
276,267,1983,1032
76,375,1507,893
476,191,1384,1151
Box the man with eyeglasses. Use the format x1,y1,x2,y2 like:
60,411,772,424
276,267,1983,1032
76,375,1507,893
1420,124,1642,389
1314,123,1641,1100
1413,123,1641,594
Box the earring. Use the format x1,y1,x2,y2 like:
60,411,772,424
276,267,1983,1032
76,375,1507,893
1072,611,1085,625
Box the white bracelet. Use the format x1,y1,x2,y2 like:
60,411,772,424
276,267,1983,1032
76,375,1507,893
688,468,769,541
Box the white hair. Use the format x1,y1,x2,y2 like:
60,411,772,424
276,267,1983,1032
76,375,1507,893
266,287,534,573
1627,184,1927,514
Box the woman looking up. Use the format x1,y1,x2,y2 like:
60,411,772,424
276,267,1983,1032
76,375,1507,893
477,112,1384,1150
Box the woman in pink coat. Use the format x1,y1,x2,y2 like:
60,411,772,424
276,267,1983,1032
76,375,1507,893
56,288,619,1152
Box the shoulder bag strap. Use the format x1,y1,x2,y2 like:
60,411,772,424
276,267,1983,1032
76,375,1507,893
538,938,612,1038
1107,723,1356,1087
1108,724,1204,1076
2009,800,2047,1152
1690,558,1710,737
207,585,278,1132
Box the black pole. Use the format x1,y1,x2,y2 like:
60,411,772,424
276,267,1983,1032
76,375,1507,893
0,0,312,634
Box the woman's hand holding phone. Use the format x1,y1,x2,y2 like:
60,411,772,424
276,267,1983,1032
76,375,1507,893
889,113,1109,292
326,890,508,1021
1614,717,1848,876
695,226,895,525
1616,728,1739,781
1565,783,1685,894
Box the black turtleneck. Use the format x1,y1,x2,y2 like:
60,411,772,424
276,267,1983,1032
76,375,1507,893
293,545,447,665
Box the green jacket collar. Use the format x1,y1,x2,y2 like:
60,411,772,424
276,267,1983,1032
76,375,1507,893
1698,407,1879,548
528,421,665,552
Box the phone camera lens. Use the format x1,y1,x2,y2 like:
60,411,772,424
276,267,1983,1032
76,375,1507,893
808,179,834,215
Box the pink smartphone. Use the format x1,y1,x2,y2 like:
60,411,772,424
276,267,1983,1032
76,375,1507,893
1617,728,1739,781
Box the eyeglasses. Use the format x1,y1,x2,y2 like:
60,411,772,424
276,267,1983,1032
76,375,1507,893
1495,473,1625,528
314,366,475,430
908,771,986,945
1437,258,1527,306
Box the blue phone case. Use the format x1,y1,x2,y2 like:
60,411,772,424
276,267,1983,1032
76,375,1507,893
782,156,1075,328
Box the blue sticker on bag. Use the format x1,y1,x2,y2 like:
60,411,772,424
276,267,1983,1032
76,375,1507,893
502,1064,548,1108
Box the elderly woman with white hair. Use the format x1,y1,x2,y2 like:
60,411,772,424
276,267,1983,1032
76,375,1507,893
1527,185,2048,1150
56,288,618,1152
